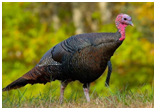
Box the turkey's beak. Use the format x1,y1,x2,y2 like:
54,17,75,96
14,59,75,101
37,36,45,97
129,21,134,26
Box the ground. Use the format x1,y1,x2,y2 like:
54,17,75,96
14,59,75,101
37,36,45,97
2,86,154,108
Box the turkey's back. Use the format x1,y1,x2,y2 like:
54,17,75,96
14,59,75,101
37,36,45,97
53,32,123,83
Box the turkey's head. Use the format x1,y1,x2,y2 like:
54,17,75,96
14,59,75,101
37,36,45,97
115,14,134,28
115,14,134,41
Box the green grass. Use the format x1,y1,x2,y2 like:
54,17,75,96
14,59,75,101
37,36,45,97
2,85,154,108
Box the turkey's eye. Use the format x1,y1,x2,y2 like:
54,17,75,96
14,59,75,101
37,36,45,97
124,18,127,20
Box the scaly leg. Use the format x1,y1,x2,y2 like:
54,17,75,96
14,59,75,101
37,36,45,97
83,83,90,102
60,80,69,104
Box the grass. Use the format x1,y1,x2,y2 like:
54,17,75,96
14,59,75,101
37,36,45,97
2,86,154,108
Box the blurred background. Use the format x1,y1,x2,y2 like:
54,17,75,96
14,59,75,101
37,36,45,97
2,2,154,99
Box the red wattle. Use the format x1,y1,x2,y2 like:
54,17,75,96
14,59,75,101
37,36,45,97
119,37,125,41
118,23,127,41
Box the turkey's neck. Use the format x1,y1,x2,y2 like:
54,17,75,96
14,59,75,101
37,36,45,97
116,23,127,41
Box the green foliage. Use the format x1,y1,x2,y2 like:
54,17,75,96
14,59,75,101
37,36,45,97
2,2,154,106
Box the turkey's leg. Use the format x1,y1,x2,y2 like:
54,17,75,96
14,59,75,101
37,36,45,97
60,80,69,104
83,83,90,102
105,60,112,87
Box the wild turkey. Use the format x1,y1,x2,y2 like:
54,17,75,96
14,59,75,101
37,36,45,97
2,13,133,103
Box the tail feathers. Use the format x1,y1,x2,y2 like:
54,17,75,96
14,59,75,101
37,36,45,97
2,66,53,92
2,77,28,91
